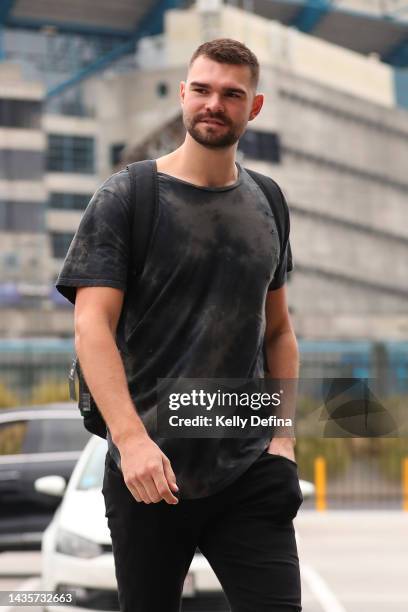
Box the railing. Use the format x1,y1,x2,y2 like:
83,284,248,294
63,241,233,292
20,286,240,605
299,441,408,510
0,338,407,509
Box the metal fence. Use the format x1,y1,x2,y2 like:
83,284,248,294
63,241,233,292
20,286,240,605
0,337,407,509
297,438,408,510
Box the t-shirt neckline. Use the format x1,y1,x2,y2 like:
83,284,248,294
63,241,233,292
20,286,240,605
157,162,242,192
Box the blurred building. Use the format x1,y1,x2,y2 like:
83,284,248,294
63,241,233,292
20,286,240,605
0,0,407,340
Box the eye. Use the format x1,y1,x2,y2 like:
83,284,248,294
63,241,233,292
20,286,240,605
227,92,240,98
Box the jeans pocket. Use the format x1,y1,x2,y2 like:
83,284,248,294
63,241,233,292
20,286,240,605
102,454,125,520
263,451,298,468
261,453,303,522
106,453,124,478
278,477,303,523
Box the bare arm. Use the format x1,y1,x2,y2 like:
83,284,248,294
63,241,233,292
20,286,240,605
75,286,179,504
264,285,299,460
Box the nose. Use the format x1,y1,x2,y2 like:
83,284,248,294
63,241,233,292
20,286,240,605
204,93,225,114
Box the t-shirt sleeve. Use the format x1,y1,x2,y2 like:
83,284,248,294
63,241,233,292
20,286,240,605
55,179,131,305
267,187,293,291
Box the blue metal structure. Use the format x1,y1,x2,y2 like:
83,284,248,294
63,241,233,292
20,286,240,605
46,0,181,99
5,17,133,39
0,0,14,24
254,0,408,67
290,0,333,33
46,38,137,98
2,0,408,71
394,67,408,107
383,37,408,67
0,0,14,60
0,0,183,96
2,0,408,114
0,337,405,417
299,340,408,394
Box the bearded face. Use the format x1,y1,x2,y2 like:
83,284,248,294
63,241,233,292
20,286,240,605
181,56,259,150
183,107,245,149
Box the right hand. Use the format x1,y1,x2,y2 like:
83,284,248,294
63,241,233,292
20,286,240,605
117,433,179,505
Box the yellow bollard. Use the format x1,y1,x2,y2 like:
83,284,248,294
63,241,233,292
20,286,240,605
403,458,408,512
314,456,327,512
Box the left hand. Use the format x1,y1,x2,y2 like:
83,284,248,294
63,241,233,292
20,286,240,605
266,437,296,463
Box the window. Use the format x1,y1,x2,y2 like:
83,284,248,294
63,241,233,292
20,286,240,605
77,439,107,490
0,201,45,232
3,253,19,269
110,143,125,167
0,150,44,180
47,134,95,174
49,193,91,211
0,421,28,456
51,231,75,258
0,99,42,129
238,130,281,163
156,82,169,97
24,419,90,453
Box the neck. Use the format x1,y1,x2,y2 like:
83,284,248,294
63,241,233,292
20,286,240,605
157,134,239,188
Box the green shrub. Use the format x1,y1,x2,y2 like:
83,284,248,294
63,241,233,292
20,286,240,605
0,382,19,408
296,437,352,481
30,380,74,404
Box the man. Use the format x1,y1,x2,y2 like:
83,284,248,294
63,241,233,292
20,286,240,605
56,38,302,612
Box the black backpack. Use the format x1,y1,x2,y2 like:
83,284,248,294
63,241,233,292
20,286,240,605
68,160,291,438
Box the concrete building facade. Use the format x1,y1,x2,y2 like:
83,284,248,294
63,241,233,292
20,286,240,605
0,3,407,340
0,63,49,302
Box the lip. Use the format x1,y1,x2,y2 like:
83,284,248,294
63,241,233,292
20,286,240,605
200,119,225,126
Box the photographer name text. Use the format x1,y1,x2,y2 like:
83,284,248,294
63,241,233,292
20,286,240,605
168,415,292,428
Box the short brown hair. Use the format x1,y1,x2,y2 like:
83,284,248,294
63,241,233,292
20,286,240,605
189,38,260,90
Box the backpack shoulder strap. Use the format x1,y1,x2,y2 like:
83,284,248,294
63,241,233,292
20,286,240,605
69,160,158,434
245,168,292,375
244,167,288,249
126,159,158,276
245,167,292,272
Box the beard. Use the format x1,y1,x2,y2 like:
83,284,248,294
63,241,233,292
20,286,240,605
183,111,243,149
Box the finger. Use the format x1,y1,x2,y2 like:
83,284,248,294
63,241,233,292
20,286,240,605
151,469,178,505
162,456,179,493
128,485,142,503
127,478,150,504
141,474,163,504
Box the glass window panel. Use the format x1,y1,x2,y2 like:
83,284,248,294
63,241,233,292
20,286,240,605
49,193,90,211
51,231,75,258
25,419,90,453
47,135,95,174
0,421,28,456
0,100,42,129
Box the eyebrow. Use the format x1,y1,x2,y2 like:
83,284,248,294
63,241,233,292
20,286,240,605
189,81,247,96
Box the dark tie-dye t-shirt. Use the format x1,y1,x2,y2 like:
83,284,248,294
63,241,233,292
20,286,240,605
56,161,293,498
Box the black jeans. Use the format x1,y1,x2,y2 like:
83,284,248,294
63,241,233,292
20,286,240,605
102,449,303,612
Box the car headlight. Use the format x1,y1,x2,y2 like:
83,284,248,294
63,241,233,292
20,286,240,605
55,529,103,559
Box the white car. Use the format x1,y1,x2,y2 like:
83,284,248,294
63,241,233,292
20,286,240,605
39,436,229,612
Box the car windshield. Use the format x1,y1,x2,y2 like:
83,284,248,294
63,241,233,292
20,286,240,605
76,439,108,490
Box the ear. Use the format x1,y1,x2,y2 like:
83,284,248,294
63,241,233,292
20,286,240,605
249,93,264,121
180,81,186,105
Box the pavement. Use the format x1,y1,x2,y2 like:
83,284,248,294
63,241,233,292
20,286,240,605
296,510,408,612
0,510,407,611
